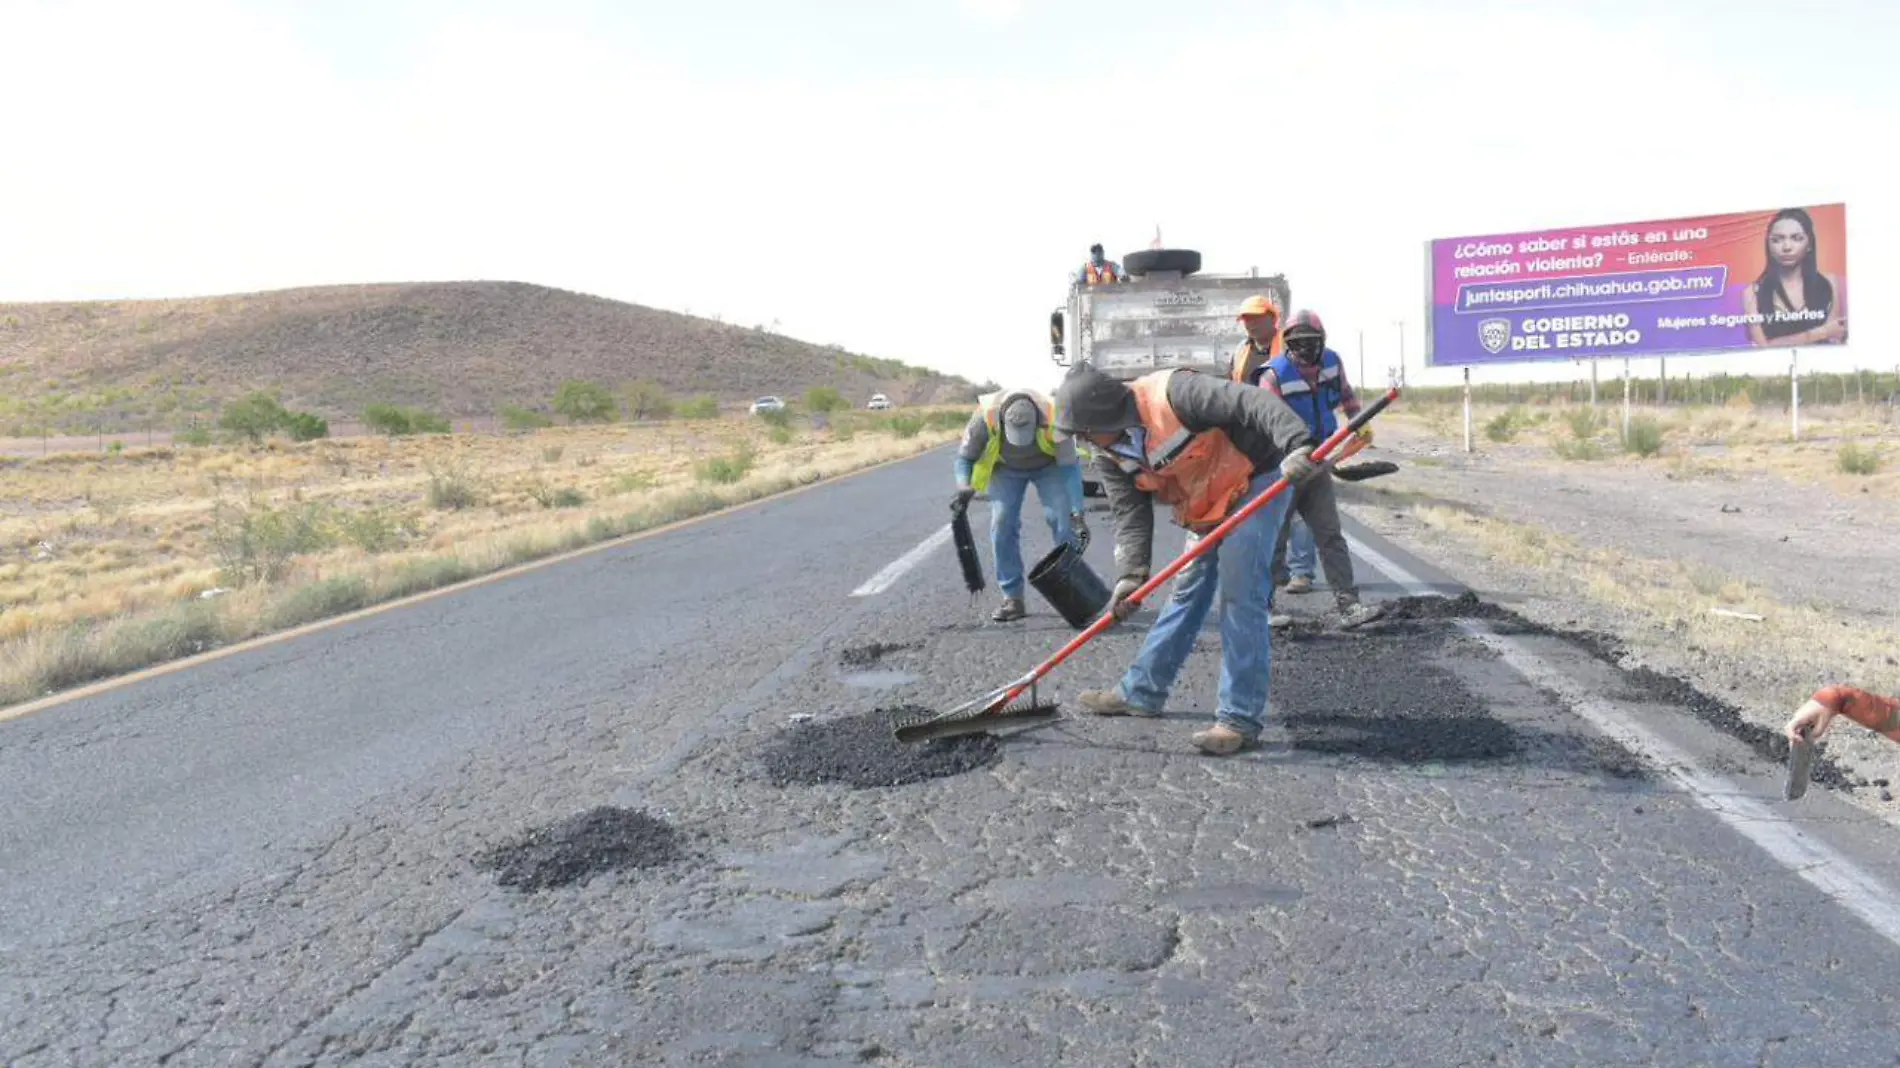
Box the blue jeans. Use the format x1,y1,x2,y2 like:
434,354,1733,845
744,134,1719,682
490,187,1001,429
1285,513,1316,579
988,465,1075,599
1117,471,1293,738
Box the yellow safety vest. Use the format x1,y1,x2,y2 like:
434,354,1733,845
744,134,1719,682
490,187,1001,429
971,390,1058,492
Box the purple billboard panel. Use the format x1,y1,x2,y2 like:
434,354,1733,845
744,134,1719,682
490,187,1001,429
1426,204,1849,365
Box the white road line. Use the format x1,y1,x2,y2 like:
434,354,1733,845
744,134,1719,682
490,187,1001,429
1347,532,1900,950
852,526,953,597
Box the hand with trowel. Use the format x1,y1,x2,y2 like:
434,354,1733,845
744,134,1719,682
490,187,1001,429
1783,684,1900,800
953,388,1088,622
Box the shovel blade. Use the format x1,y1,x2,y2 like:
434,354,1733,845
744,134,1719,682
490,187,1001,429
1332,460,1400,483
893,704,1060,744
1785,736,1816,800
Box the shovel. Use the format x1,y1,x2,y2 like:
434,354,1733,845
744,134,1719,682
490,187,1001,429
894,386,1402,744
1785,724,1816,801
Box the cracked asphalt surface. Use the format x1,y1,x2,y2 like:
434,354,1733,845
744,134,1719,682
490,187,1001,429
5,446,1900,1067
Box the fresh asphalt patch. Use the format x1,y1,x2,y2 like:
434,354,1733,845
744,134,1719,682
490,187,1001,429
758,705,1002,789
475,805,688,891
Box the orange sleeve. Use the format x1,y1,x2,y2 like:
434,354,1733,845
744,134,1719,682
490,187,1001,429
1813,686,1900,742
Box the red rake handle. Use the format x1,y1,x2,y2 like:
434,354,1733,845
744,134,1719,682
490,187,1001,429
992,387,1401,706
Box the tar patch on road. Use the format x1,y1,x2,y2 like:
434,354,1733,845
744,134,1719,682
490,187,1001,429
1275,600,1653,779
760,706,1001,789
475,806,686,891
839,641,920,668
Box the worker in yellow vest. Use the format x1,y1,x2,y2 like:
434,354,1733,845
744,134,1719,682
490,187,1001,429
954,388,1088,622
1051,364,1322,756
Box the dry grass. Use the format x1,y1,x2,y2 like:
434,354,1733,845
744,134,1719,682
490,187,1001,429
1403,501,1900,704
0,408,965,706
1389,400,1900,497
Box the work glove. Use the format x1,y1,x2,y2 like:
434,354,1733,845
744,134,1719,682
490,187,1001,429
1109,573,1146,622
951,486,976,514
1355,426,1374,446
1280,445,1319,486
1069,511,1090,552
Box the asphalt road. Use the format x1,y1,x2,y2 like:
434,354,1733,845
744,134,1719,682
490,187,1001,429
5,445,1900,1067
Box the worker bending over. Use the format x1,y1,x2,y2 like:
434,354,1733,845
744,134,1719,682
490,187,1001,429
1053,364,1320,756
955,388,1088,623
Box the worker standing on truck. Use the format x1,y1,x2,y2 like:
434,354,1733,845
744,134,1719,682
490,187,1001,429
1230,294,1284,386
1052,364,1322,756
954,389,1089,623
1076,243,1123,286
1242,309,1381,629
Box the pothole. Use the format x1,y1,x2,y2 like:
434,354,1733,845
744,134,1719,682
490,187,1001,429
839,641,920,669
475,806,687,891
760,706,1001,789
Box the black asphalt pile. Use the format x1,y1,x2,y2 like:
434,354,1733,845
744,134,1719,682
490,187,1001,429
1275,630,1522,764
475,806,686,891
1367,591,1516,625
760,706,1001,789
1443,596,1858,792
839,641,920,668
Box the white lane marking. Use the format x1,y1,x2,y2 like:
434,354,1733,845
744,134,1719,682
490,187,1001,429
1346,532,1900,950
852,526,953,597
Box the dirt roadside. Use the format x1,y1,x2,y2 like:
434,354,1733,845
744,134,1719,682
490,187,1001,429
1336,413,1900,827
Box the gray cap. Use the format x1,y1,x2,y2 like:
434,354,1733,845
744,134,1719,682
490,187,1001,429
1002,396,1039,447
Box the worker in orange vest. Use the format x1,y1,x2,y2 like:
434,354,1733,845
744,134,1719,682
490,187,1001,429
1051,364,1322,756
1076,243,1123,286
1229,294,1284,386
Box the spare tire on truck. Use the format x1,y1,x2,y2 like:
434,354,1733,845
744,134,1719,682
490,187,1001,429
1123,248,1201,277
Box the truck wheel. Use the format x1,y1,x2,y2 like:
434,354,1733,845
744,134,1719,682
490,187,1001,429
1123,249,1201,277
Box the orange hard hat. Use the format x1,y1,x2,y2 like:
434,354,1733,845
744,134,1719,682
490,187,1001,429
1237,294,1281,319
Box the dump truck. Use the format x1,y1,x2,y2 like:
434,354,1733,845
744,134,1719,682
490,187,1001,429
1049,247,1291,495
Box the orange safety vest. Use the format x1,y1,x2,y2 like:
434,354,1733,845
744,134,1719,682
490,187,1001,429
1229,335,1283,385
1085,261,1119,284
1126,369,1257,532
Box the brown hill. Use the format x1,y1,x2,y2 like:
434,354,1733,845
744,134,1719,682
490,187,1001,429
0,281,981,433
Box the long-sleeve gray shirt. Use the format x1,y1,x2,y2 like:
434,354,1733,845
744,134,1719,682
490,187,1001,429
1092,369,1316,581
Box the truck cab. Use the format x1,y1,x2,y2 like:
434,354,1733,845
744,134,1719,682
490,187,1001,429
1050,246,1291,496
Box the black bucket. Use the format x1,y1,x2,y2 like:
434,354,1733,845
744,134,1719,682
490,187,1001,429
1028,541,1112,629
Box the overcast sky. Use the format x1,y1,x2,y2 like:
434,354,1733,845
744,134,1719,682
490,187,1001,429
3,0,1894,392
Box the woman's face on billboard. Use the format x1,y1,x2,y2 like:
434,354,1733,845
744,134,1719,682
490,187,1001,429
1768,217,1810,268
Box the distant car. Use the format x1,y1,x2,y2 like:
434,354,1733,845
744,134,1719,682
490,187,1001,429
750,396,786,415
866,394,891,410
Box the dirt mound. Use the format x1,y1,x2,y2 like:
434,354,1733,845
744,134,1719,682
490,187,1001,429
475,806,686,891
0,281,979,431
1366,591,1516,624
760,706,1001,789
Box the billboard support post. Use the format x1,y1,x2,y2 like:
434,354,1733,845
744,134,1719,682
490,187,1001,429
1791,349,1801,440
1590,360,1598,407
1622,357,1632,441
1462,367,1473,454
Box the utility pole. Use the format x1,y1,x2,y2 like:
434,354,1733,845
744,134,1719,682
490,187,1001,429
1358,329,1365,390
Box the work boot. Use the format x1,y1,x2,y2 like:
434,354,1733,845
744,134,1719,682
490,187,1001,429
1190,723,1251,756
1270,612,1295,629
992,597,1026,622
1284,575,1314,594
1336,599,1386,630
1078,688,1158,717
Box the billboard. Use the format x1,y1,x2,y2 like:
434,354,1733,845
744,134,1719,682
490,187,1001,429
1425,203,1848,366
